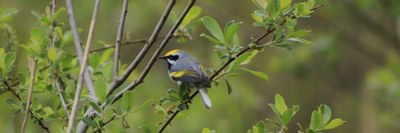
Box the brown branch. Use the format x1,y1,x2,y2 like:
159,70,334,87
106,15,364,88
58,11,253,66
113,0,129,79
89,35,188,54
107,0,176,97
21,59,38,133
94,115,116,133
157,5,324,133
66,0,101,132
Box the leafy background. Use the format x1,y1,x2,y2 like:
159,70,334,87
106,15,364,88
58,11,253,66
0,0,399,132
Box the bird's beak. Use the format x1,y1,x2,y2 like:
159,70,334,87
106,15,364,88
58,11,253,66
158,56,168,60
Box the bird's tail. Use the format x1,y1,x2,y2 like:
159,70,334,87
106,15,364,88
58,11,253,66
198,88,212,109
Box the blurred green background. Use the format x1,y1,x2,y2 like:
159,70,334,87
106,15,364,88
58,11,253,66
0,0,399,132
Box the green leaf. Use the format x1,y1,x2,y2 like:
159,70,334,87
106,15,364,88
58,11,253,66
252,0,268,9
309,110,323,131
280,0,292,10
94,78,108,103
4,53,15,74
273,44,292,51
320,104,332,125
48,47,57,62
201,16,225,42
202,128,211,133
89,102,102,114
0,9,17,24
121,90,135,113
99,48,114,63
287,37,313,45
82,117,97,127
224,80,233,95
322,118,345,130
131,99,153,114
274,94,287,116
267,0,280,17
139,125,151,133
240,68,269,80
182,6,202,26
89,53,100,70
51,7,66,20
200,33,221,45
256,121,266,133
291,30,311,38
228,52,251,71
83,95,100,104
224,21,241,44
30,28,43,43
282,109,294,125
268,104,282,122
251,13,263,23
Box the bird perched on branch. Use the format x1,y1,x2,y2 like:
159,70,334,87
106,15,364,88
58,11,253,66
158,49,212,109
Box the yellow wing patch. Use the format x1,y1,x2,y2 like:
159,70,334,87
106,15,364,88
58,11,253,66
169,71,186,78
164,49,180,56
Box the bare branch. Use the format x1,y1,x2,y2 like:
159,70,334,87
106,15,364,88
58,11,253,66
55,77,70,119
65,0,97,98
94,115,116,133
49,0,57,47
113,0,129,79
89,34,188,54
66,0,101,132
107,0,176,97
21,58,37,133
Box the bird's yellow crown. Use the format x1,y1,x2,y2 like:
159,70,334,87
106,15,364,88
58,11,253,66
164,49,181,56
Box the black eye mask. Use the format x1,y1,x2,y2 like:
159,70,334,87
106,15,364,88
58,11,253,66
168,55,179,61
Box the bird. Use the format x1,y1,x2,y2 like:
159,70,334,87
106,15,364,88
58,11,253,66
158,49,212,109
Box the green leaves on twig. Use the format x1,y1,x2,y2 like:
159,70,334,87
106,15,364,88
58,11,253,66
307,105,346,133
247,94,344,133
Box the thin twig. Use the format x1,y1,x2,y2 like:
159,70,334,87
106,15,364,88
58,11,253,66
113,0,196,105
113,0,129,79
55,77,70,119
94,115,116,133
89,34,188,54
157,5,324,133
21,59,37,133
3,81,50,132
65,0,97,98
107,0,176,97
49,0,57,47
66,0,101,132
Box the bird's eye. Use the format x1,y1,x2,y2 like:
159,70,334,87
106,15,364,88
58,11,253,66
168,55,179,61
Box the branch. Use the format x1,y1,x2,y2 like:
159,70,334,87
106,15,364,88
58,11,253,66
157,5,324,133
89,34,188,54
107,0,176,97
49,0,57,47
66,0,101,132
113,0,129,79
112,0,196,105
21,59,37,133
55,77,70,119
94,115,116,133
2,81,50,132
65,0,97,98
